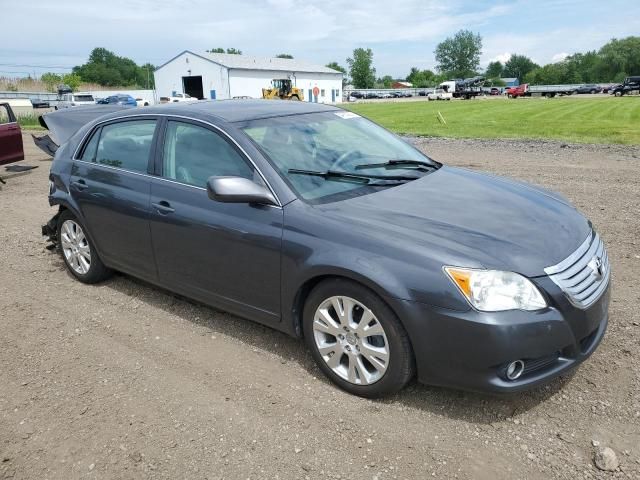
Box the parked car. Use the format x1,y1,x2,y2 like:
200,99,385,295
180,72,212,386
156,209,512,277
611,76,640,96
574,84,602,94
490,87,501,96
30,98,50,109
135,97,151,107
0,102,24,165
427,88,451,101
96,95,137,106
160,93,198,103
57,92,96,109
41,100,610,398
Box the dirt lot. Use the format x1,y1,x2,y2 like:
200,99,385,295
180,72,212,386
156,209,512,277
1,133,639,480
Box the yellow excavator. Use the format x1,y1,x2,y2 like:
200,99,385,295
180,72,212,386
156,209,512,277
262,79,304,101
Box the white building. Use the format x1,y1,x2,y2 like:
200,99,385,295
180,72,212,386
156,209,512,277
154,50,344,103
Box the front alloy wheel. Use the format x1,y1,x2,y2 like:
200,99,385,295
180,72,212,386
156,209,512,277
303,279,414,398
312,296,390,385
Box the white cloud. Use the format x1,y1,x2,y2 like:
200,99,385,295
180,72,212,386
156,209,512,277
1,0,639,78
489,53,512,64
551,52,569,63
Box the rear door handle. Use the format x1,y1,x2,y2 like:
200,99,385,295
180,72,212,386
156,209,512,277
152,201,175,215
71,180,88,191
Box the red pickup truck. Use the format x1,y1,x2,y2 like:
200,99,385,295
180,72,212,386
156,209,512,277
506,84,528,98
0,103,24,165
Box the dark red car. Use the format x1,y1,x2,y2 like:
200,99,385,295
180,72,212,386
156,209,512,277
0,103,24,166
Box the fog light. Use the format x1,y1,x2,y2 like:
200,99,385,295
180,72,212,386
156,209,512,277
505,360,525,380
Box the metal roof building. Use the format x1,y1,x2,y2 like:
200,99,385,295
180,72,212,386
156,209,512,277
154,50,344,103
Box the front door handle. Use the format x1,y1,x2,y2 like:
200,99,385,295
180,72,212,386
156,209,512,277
71,180,88,191
152,201,175,215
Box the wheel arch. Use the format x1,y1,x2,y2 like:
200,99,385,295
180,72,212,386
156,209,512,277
289,270,411,345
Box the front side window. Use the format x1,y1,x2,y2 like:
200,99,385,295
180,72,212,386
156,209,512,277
162,121,254,188
241,111,437,203
87,120,156,173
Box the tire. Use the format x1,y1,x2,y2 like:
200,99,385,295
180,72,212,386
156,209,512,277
57,210,112,284
303,279,414,398
614,91,623,97
290,95,300,101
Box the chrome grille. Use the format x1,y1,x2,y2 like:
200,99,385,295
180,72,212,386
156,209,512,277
544,232,610,309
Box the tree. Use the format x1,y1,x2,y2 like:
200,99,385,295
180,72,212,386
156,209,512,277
485,61,504,79
434,30,482,78
73,47,153,87
275,53,293,59
40,72,62,92
406,67,436,87
225,48,242,55
207,47,225,53
595,36,640,82
503,54,539,80
326,62,348,86
380,75,394,88
346,48,376,89
62,73,83,91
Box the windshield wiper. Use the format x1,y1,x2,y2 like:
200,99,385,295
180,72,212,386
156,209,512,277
288,169,420,184
354,159,437,171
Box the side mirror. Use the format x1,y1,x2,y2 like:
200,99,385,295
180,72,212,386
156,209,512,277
206,176,277,206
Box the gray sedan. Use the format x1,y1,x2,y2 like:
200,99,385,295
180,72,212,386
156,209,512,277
42,100,610,397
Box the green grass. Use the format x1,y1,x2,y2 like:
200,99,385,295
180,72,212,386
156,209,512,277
17,114,45,130
343,97,640,145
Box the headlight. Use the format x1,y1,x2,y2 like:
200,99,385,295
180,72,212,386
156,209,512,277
444,267,547,312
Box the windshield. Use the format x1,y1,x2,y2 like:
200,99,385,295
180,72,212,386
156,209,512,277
240,111,438,203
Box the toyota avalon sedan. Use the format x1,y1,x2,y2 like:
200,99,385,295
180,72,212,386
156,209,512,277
42,100,610,398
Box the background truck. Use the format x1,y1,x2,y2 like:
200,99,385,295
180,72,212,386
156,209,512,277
611,76,640,96
507,84,578,98
438,76,485,100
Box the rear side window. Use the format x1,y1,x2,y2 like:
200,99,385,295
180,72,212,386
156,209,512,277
82,120,156,173
162,121,254,188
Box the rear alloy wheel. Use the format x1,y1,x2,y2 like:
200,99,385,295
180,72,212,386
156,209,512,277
60,219,91,275
57,210,112,284
303,279,414,397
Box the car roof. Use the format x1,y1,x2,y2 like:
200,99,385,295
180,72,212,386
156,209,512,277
106,99,341,123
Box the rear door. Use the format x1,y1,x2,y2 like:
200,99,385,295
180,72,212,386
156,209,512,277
148,118,283,323
70,117,160,280
0,103,24,165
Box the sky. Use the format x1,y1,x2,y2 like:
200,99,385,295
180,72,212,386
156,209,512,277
2,0,639,79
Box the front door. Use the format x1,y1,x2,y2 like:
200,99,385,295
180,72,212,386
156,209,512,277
149,119,283,323
70,118,159,280
0,103,24,166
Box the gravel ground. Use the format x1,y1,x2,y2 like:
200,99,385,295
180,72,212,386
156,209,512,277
1,133,639,480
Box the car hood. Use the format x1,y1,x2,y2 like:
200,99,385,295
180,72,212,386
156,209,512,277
317,166,591,276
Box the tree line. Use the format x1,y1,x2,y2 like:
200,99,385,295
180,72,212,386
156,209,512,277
329,33,640,89
40,35,638,92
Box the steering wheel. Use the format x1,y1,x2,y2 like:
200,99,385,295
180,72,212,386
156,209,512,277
331,149,360,171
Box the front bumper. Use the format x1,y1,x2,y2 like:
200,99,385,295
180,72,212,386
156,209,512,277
386,279,610,393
